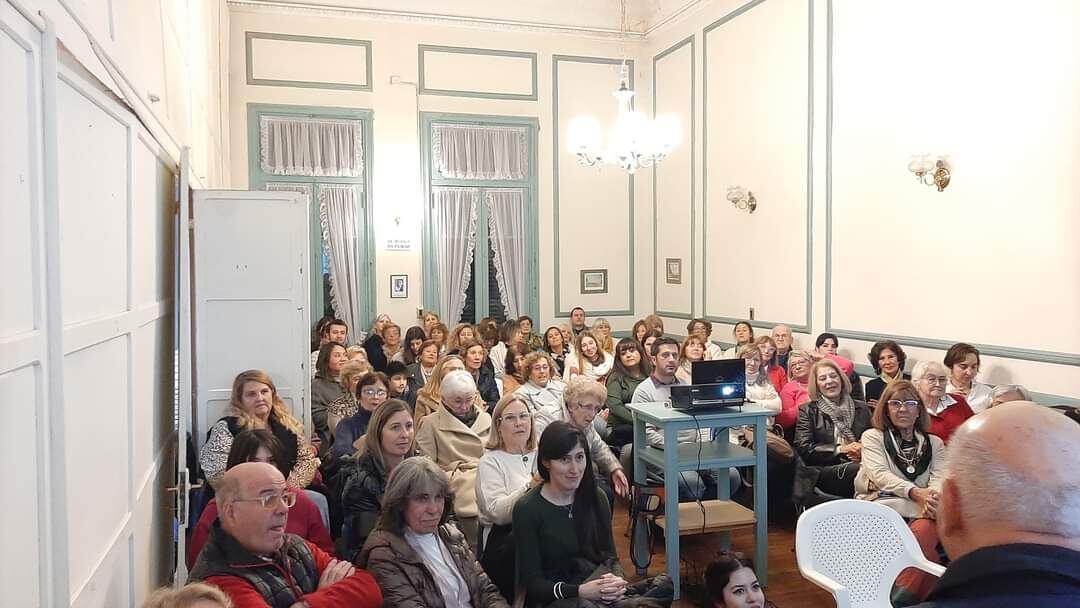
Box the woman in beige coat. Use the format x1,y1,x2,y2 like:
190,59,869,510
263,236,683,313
414,369,492,551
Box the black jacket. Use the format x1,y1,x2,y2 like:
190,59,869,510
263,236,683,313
475,365,500,409
341,450,387,562
794,399,872,466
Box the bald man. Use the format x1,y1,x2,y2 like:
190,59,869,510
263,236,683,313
190,463,382,608
912,402,1080,607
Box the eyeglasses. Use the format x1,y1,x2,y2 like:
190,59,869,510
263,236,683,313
568,403,601,414
887,399,921,411
499,413,533,424
922,376,948,386
234,490,297,510
361,388,388,397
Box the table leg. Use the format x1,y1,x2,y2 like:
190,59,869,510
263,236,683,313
632,416,646,486
664,426,680,599
754,417,769,586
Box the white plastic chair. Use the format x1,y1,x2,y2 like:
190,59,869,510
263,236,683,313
795,499,946,608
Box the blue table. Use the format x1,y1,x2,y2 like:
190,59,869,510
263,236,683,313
627,401,772,599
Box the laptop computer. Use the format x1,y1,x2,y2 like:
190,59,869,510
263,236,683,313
670,359,747,411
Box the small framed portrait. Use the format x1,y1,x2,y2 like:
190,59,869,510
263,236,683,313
665,258,682,285
580,269,608,294
390,274,408,299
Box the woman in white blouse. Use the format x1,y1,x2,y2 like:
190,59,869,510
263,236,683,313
944,342,993,413
563,330,614,382
475,393,539,601
738,345,782,416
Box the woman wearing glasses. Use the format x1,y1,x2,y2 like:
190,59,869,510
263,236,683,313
855,381,947,605
605,338,652,448
341,399,418,561
911,360,974,444
778,350,816,434
187,429,334,568
332,372,390,459
475,394,540,601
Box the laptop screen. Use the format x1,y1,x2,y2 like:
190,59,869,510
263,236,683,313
691,358,746,386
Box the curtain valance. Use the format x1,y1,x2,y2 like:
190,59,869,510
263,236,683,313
432,123,528,180
260,115,364,177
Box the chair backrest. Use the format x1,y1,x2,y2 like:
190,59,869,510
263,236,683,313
795,499,944,608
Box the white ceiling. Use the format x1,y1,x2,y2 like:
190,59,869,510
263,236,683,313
239,0,708,35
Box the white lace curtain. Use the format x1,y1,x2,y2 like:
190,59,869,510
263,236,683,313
432,124,528,180
260,115,364,177
433,187,480,323
318,185,362,334
486,189,526,318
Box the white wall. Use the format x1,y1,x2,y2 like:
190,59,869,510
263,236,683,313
227,5,656,331
642,0,1080,400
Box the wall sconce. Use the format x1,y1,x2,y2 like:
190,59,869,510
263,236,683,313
907,154,951,192
726,186,757,213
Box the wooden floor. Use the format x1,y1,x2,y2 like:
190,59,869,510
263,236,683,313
610,500,835,608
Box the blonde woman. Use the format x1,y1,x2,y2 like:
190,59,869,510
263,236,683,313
346,345,371,368
591,318,615,354
675,335,709,384
422,310,441,334
563,330,614,383
327,359,367,435
447,323,477,354
142,583,233,608
200,370,318,490
413,355,466,425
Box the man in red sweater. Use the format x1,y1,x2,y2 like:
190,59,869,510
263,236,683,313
190,462,382,608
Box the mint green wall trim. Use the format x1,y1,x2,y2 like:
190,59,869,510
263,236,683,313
552,54,636,318
418,45,539,101
245,32,373,91
701,0,813,334
652,35,695,321
851,364,1079,406
821,2,1078,367
419,112,540,323
246,103,376,325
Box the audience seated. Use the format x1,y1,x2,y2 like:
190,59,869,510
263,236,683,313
688,317,725,361
855,381,948,605
814,332,839,357
865,340,911,405
413,355,466,425
564,330,614,382
422,311,441,335
519,315,544,351
446,323,477,355
478,319,500,351
489,319,523,379
722,321,756,359
142,582,233,608
429,322,449,354
913,402,1080,607
675,334,709,384
632,319,650,346
569,306,588,338
514,351,567,412
201,370,318,491
988,383,1032,408
188,429,334,570
500,343,530,395
414,370,492,549
739,345,782,417
592,317,615,354
341,399,417,562
605,338,651,448
393,326,427,365
345,345,371,367
641,329,663,358
778,350,815,433
911,361,974,444
705,550,775,608
190,462,381,607
311,342,348,450
327,359,365,437
476,393,539,601
535,378,630,508
513,422,673,608
357,457,509,608
406,339,440,389
771,324,794,370
943,343,993,414
386,361,419,409
460,338,501,408
332,372,389,459
642,313,665,335
310,318,349,379
755,335,787,393
361,315,398,372
793,358,872,500
543,325,571,377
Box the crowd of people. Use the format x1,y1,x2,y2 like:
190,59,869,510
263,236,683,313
160,307,1079,608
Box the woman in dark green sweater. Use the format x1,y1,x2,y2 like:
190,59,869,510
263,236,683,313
512,421,627,606
605,338,652,448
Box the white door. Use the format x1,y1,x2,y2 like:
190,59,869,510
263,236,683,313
175,189,310,581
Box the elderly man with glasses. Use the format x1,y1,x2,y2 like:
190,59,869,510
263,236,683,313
190,462,382,607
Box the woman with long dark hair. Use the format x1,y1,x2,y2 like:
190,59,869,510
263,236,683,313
605,338,652,448
704,550,775,608
394,326,428,365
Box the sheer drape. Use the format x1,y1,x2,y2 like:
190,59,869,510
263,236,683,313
432,124,528,180
486,189,526,319
433,187,480,323
260,115,364,177
319,185,362,333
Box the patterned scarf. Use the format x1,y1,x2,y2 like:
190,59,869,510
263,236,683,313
817,394,858,444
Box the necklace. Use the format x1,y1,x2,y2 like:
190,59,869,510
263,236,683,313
889,430,919,474
563,502,574,519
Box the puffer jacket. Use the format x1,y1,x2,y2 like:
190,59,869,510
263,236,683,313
357,523,509,608
341,449,388,562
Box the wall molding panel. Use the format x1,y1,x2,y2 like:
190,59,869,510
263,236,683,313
245,31,373,91
418,44,538,101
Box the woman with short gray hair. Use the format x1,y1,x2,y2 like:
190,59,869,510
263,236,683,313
911,360,974,443
414,369,493,551
989,384,1032,408
358,457,509,608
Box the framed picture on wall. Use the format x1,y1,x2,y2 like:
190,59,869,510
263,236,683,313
390,274,408,299
665,258,682,284
580,269,608,294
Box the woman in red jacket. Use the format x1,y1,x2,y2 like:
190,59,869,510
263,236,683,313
187,429,333,568
911,360,973,444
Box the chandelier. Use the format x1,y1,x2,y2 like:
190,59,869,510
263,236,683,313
565,1,679,174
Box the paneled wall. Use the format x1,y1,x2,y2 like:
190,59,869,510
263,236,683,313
644,0,1079,400
0,5,176,606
